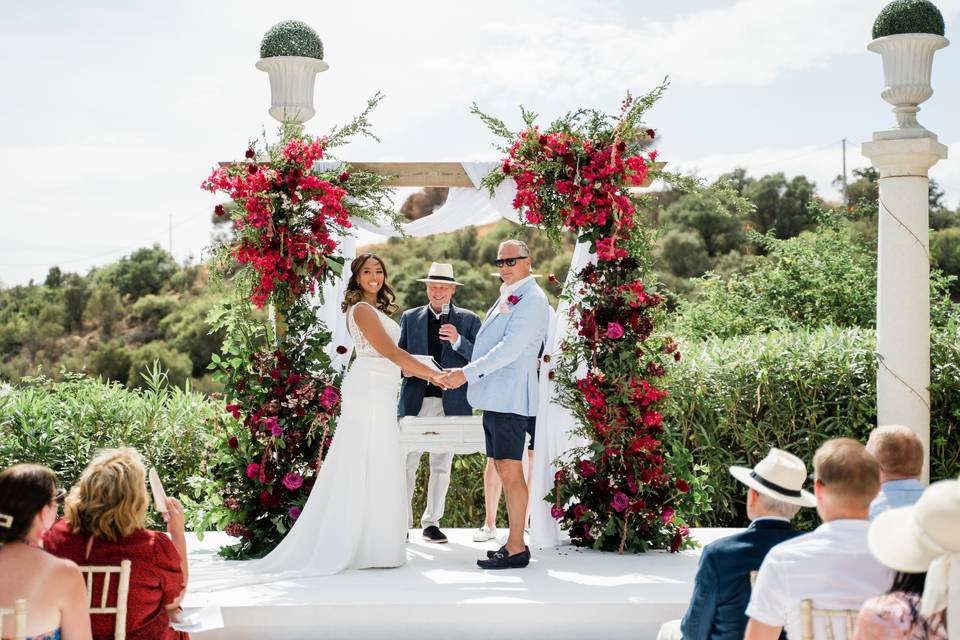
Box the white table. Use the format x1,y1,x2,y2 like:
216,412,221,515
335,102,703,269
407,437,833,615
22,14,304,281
398,415,485,456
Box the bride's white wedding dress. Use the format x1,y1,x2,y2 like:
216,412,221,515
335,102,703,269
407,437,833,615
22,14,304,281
191,301,407,588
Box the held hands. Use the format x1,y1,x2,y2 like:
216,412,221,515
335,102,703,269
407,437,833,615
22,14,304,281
438,368,467,390
438,323,459,344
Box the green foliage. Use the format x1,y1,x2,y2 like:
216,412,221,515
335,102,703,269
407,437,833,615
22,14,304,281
873,0,945,38
98,246,178,301
127,345,192,390
931,227,960,296
83,284,123,331
668,324,960,530
132,294,178,322
89,340,133,386
161,296,226,377
0,372,217,518
259,20,324,60
44,267,64,289
675,203,958,340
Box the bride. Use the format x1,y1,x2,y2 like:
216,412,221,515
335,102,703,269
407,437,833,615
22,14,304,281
245,252,448,576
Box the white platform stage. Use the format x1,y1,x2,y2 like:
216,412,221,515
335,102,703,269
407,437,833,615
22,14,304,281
182,528,738,640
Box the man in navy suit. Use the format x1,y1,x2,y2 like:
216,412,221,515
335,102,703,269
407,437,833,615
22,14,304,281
657,448,815,640
398,262,481,544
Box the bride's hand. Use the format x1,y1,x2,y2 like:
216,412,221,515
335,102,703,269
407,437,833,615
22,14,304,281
430,372,449,389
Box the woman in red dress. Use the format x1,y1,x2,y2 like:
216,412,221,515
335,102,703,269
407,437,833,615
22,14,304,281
44,449,188,640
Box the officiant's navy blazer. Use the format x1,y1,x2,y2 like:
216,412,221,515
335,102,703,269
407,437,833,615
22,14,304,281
463,278,549,417
397,303,480,417
680,518,801,640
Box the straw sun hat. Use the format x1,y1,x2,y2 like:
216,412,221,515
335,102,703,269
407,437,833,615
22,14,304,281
417,262,464,286
728,448,817,508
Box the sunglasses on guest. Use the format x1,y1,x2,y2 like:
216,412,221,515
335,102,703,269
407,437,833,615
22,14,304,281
493,256,529,268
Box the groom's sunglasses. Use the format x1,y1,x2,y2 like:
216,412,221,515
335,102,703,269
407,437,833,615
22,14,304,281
493,256,529,268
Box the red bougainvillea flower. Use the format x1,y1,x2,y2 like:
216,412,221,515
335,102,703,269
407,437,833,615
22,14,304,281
605,322,625,339
282,472,304,491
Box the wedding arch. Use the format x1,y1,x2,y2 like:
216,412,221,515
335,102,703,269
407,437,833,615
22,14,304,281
196,22,730,558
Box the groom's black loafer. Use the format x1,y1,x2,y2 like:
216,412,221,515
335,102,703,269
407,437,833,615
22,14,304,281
422,525,448,544
477,546,530,569
486,544,507,559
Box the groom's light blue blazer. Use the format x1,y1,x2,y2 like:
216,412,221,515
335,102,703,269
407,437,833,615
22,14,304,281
463,278,549,417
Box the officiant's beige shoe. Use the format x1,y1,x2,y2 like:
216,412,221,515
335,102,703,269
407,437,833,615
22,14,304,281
472,525,497,542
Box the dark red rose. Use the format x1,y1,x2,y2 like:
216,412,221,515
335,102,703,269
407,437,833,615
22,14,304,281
214,204,225,217
228,436,239,450
338,171,350,183
548,273,557,283
677,479,690,493
336,345,348,355
548,371,555,380
674,351,682,361
646,128,656,139
245,148,255,159
258,490,280,509
542,354,551,363
247,164,258,174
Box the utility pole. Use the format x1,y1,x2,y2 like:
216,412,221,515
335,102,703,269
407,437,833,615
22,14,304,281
842,138,848,207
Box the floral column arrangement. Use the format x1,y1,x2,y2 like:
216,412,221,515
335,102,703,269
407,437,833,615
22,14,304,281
475,87,713,553
192,23,394,558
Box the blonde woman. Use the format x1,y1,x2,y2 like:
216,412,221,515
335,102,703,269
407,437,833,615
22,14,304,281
44,449,188,640
0,464,91,640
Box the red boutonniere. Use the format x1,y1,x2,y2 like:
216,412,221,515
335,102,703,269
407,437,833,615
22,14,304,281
507,294,522,306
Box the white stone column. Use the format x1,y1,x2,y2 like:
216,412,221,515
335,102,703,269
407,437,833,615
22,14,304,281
861,136,947,481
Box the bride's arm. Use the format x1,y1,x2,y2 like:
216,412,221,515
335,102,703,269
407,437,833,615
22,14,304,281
353,304,445,383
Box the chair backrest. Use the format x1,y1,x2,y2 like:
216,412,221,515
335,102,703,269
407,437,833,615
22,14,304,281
0,599,27,640
79,560,132,640
799,598,859,640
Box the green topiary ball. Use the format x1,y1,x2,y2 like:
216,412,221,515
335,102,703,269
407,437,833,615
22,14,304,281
873,0,945,39
260,20,324,60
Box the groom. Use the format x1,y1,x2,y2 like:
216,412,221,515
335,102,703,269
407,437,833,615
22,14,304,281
442,239,549,569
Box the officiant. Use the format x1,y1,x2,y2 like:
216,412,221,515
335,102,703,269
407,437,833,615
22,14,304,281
398,262,481,543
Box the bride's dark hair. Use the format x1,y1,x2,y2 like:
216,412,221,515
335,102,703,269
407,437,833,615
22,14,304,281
341,253,398,314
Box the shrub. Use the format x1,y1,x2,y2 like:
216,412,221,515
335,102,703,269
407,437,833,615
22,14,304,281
132,294,178,322
127,344,192,390
873,0,946,38
260,20,324,60
0,372,217,517
89,340,133,385
666,324,959,531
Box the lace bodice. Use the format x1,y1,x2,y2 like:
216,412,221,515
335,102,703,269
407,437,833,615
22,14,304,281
347,302,401,357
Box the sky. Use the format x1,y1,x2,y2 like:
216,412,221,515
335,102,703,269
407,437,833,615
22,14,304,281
2,0,959,286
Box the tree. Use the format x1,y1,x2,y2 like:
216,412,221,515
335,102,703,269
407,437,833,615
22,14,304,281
83,284,123,333
660,193,744,258
44,266,64,288
61,274,89,332
743,173,816,239
89,339,133,385
100,245,178,300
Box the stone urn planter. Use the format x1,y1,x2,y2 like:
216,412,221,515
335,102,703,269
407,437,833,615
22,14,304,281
867,0,948,139
256,20,329,125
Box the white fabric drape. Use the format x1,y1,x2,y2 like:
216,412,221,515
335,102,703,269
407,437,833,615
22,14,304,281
313,160,584,546
529,241,594,547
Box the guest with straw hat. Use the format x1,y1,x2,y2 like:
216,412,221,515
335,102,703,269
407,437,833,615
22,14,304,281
658,447,813,640
854,475,959,639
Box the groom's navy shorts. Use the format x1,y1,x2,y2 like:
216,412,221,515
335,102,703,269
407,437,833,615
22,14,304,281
483,411,529,461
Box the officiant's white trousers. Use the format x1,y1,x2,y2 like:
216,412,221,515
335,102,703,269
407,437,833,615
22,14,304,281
405,397,453,529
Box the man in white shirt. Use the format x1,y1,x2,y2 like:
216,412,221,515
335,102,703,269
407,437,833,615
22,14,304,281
744,438,893,640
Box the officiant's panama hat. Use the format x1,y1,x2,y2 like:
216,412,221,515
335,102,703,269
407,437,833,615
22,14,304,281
729,448,817,507
417,262,464,286
869,476,960,572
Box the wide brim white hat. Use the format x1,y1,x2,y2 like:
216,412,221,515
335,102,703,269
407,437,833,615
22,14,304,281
417,262,464,286
869,477,960,573
729,447,817,507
